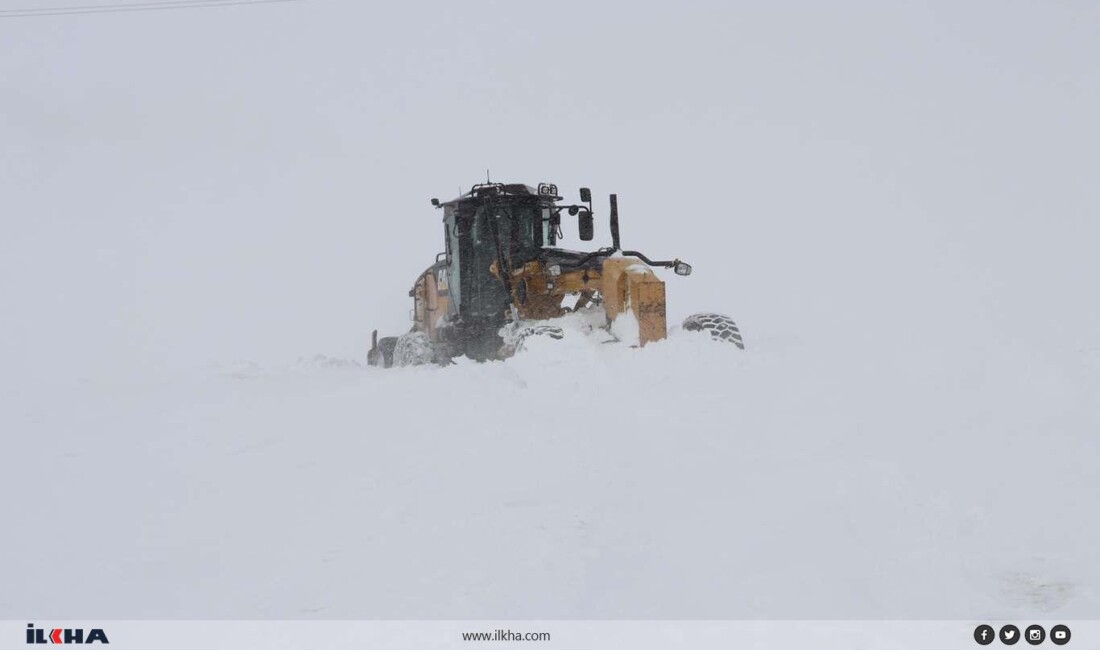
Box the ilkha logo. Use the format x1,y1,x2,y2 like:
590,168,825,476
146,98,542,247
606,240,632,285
26,624,109,645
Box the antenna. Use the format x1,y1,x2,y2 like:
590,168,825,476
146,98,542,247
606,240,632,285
486,169,490,183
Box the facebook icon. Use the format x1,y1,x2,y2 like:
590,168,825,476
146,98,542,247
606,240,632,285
974,624,995,646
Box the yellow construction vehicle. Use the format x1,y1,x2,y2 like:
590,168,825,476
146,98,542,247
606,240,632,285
368,182,742,367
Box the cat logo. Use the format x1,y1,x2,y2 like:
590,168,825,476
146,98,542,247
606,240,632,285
436,268,448,292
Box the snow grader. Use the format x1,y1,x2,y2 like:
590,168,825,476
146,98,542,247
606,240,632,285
368,181,742,367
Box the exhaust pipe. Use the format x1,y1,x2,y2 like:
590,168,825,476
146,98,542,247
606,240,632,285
609,193,621,251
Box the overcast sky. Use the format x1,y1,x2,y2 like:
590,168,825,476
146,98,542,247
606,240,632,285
2,0,1098,383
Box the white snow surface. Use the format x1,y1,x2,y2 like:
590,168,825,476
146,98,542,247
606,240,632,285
2,309,1098,619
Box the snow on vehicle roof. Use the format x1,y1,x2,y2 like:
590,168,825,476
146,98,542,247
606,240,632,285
439,183,545,208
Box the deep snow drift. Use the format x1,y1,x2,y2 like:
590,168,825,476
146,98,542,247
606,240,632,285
2,309,1097,619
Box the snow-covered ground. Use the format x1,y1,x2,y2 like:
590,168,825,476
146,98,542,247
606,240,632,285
3,307,1097,619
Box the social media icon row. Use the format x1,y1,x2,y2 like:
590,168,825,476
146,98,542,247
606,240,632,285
974,624,1071,645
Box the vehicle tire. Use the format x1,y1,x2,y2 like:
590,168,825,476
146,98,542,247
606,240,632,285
522,324,565,342
394,331,435,367
682,313,744,349
499,321,565,356
368,336,398,368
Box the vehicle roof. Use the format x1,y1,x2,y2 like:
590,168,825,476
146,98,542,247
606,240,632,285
439,183,558,208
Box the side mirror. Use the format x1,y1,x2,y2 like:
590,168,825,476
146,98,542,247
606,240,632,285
674,261,693,276
578,211,594,241
579,187,591,203
430,198,440,207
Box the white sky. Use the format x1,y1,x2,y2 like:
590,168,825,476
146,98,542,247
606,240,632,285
2,0,1098,381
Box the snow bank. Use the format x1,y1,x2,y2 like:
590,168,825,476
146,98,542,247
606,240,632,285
2,311,1096,620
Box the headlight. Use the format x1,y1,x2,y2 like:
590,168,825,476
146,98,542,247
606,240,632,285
547,264,562,277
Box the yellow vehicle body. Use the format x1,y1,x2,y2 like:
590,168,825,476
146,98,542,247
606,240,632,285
369,182,739,368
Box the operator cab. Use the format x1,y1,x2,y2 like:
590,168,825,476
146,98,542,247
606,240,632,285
436,183,561,322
